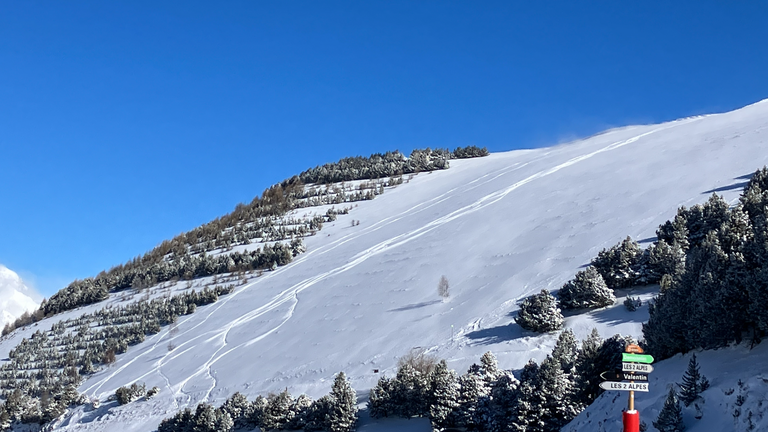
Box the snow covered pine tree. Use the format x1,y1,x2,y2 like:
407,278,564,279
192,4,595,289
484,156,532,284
515,289,563,332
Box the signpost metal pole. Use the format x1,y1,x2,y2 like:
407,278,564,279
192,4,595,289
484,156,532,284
622,344,646,432
598,344,652,432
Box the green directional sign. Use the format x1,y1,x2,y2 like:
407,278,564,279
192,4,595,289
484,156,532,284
622,353,654,364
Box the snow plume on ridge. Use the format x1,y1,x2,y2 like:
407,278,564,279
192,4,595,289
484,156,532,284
0,264,39,329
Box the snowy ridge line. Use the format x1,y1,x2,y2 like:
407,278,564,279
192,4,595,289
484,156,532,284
80,120,693,412
90,155,540,403
166,120,689,405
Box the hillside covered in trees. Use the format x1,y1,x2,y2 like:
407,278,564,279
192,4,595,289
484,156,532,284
2,99,768,432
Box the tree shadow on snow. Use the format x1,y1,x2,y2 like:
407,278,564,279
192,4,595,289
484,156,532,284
702,181,748,194
387,300,442,312
588,302,650,327
465,324,524,345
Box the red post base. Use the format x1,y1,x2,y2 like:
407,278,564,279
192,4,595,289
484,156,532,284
623,410,639,432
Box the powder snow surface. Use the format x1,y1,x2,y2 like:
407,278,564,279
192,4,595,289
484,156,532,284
4,99,768,431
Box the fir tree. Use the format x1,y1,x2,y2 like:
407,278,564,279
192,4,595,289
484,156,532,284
509,360,544,432
591,236,643,289
368,376,395,418
391,363,428,417
646,239,686,283
653,388,685,432
427,360,460,429
538,356,579,432
304,395,331,432
455,372,486,430
558,267,615,310
287,394,313,430
249,395,268,428
551,329,578,374
0,403,10,431
573,328,602,406
193,403,219,432
327,372,357,432
678,354,708,407
219,392,254,430
490,373,519,432
479,351,502,388
515,290,563,333
262,389,294,431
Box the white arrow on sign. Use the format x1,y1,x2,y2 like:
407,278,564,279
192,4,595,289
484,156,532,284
622,362,654,373
599,381,649,392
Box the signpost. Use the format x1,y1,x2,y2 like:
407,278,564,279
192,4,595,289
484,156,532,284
622,353,654,364
599,381,650,392
622,362,653,373
600,371,649,382
598,344,652,432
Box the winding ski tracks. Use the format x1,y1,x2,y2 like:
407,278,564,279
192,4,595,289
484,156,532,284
82,119,699,407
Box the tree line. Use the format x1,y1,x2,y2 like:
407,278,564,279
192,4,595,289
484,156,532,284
0,283,237,430
5,146,486,335
157,372,357,432
512,166,768,364
369,330,631,432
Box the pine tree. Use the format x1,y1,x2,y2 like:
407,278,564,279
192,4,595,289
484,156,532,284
591,236,643,289
456,372,486,430
428,360,460,429
368,376,395,418
213,409,234,432
327,372,357,432
391,363,428,417
537,356,579,432
479,351,502,388
653,388,685,432
219,392,254,430
509,360,544,432
490,372,519,432
515,290,563,333
158,407,194,432
558,267,615,310
678,354,708,407
287,394,313,430
551,329,578,373
248,395,268,428
646,239,686,283
0,403,10,431
262,389,294,431
304,395,331,432
193,403,218,432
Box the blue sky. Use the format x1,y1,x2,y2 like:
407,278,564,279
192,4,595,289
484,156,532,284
1,1,767,297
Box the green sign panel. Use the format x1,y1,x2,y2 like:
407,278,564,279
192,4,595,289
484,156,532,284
622,353,654,364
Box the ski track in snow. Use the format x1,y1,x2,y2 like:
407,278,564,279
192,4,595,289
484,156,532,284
83,119,696,408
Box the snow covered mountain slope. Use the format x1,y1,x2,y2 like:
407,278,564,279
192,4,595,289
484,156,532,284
564,343,768,432
0,265,38,329
5,99,768,431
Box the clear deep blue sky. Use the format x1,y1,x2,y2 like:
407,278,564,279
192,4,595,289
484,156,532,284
2,1,767,297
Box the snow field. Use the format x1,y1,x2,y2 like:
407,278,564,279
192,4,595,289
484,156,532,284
3,99,768,431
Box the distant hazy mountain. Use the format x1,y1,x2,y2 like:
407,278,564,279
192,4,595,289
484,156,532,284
0,265,38,329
